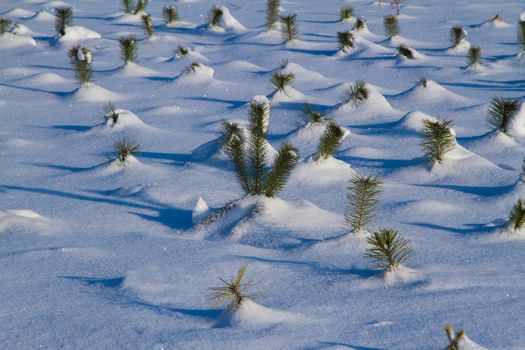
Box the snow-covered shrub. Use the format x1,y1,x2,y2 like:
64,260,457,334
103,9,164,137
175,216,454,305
163,6,178,25
280,14,298,42
266,0,280,31
119,35,138,64
68,45,93,86
315,120,346,160
271,71,294,93
420,118,456,165
364,229,412,271
141,14,154,38
54,6,73,37
487,97,519,134
342,80,370,107
337,31,355,52
345,174,382,234
383,15,400,37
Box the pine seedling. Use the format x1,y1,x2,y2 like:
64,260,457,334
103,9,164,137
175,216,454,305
354,17,366,32
68,45,93,86
209,264,260,312
183,62,201,75
266,0,281,31
508,199,525,232
299,102,326,126
487,97,520,134
450,25,466,48
467,46,481,67
247,100,270,193
163,6,178,25
418,77,428,88
141,14,154,38
173,45,189,58
0,18,12,35
364,229,412,272
383,15,400,38
119,35,138,64
271,71,294,93
133,0,148,15
345,174,382,234
340,6,354,22
518,20,525,53
315,120,346,160
398,44,414,59
279,58,289,70
104,102,119,126
114,137,140,164
420,118,456,165
342,80,370,107
444,324,465,350
209,5,223,28
121,0,133,14
54,6,73,37
261,142,298,197
280,14,298,42
337,31,355,52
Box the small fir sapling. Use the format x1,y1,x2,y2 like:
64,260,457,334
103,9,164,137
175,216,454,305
103,102,119,126
271,71,294,93
280,14,298,42
345,174,383,234
450,25,467,48
114,137,140,164
173,45,189,58
133,0,149,15
518,20,525,55
417,77,428,88
364,229,412,272
340,6,354,22
383,15,400,38
420,118,456,165
141,14,154,38
266,0,281,31
444,324,465,350
119,35,138,64
342,80,370,107
0,18,12,35
54,6,73,37
121,0,133,14
508,199,525,233
68,45,93,86
354,17,366,31
314,120,346,160
163,6,178,25
467,46,481,67
337,31,355,52
209,264,261,312
209,5,223,28
397,44,414,59
299,102,327,126
487,97,520,134
183,62,201,75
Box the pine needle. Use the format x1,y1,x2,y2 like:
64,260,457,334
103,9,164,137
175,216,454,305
342,80,370,106
163,6,178,25
280,14,298,42
345,173,382,234
266,0,281,31
54,6,73,36
383,15,400,37
209,264,261,312
271,71,294,92
364,229,412,271
487,97,520,134
315,120,346,160
509,199,525,232
119,35,138,64
114,137,140,164
420,118,456,165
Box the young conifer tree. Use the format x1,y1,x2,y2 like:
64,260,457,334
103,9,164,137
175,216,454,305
354,17,366,31
0,18,12,35
337,31,355,52
487,97,520,134
209,264,260,312
133,0,149,15
271,71,294,93
345,174,382,234
450,26,466,48
141,14,154,38
383,15,399,37
266,0,281,31
364,229,412,272
119,35,138,64
340,6,354,22
342,80,370,107
315,120,346,160
121,0,133,14
209,5,223,28
508,199,525,233
420,119,456,165
54,6,73,36
163,6,178,25
114,137,140,165
467,46,481,67
519,20,525,54
280,14,298,42
68,45,93,86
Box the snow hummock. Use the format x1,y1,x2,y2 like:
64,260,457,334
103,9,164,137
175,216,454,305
192,197,210,225
209,6,246,33
291,156,356,186
506,101,525,139
58,26,101,42
72,83,123,103
0,33,36,49
216,299,296,328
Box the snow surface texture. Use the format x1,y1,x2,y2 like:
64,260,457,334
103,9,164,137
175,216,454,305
1,0,525,349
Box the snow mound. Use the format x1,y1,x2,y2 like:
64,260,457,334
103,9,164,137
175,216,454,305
447,39,471,54
506,101,525,138
270,87,308,104
0,209,52,234
97,109,148,132
32,10,55,21
481,14,512,29
59,26,101,42
287,121,334,157
290,156,356,186
110,13,142,24
209,7,246,33
176,63,215,84
24,72,70,85
216,299,296,327
2,8,35,19
0,33,36,49
396,111,437,132
281,62,330,83
72,83,123,103
116,63,160,78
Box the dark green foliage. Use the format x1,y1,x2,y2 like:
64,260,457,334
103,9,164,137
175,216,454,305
173,45,189,57
364,229,412,271
420,118,456,164
68,45,92,85
220,121,243,146
354,17,366,31
340,6,354,21
121,0,133,13
266,0,280,31
518,20,525,52
0,18,12,34
315,120,346,160
104,102,119,126
487,97,519,134
467,46,481,67
223,100,299,198
509,199,525,231
444,324,465,350
209,264,260,312
271,71,294,92
337,31,355,52
418,77,428,88
383,15,399,37
183,62,201,75
163,6,178,24
114,137,140,164
345,174,382,234
141,14,154,38
450,25,466,47
54,6,73,36
119,35,138,64
280,14,298,42
209,5,223,27
398,44,414,59
299,102,326,126
133,0,148,15
342,80,370,106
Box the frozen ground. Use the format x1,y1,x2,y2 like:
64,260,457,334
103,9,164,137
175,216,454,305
1,0,525,349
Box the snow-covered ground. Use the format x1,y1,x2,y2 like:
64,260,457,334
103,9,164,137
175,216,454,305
1,0,525,349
